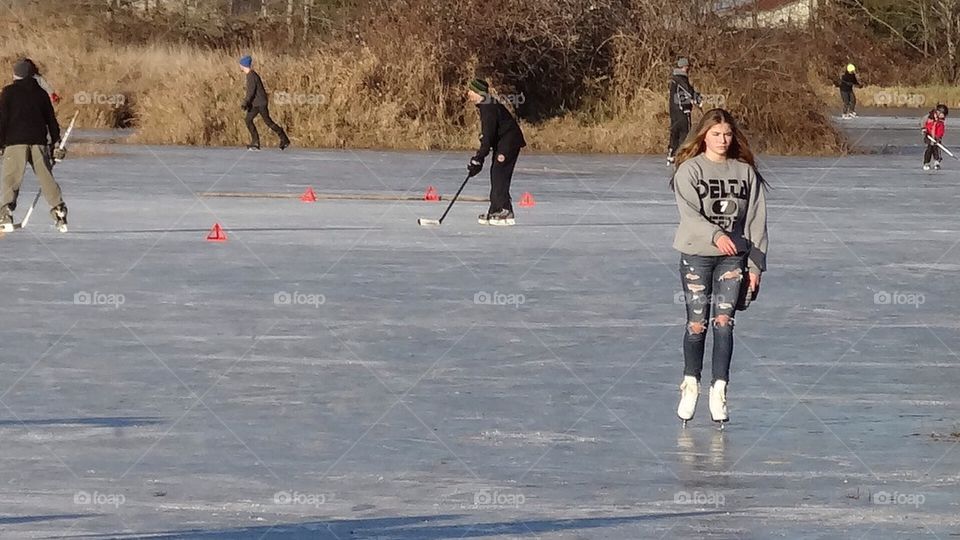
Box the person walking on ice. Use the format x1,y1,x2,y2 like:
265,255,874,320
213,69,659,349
667,57,702,165
466,79,526,226
671,108,768,428
0,59,68,232
838,64,860,119
22,58,61,104
922,104,948,171
239,55,290,151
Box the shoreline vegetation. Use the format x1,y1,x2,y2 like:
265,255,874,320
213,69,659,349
0,1,950,155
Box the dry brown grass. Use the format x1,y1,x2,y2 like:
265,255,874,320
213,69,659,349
0,2,902,156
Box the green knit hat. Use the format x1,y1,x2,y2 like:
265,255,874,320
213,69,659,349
468,78,489,95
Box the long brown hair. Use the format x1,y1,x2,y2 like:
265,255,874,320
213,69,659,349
670,108,768,190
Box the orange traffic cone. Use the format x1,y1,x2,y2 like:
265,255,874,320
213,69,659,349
300,187,317,202
424,186,440,201
518,192,536,207
206,223,227,242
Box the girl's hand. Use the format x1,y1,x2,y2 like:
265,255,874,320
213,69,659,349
715,234,738,256
748,272,761,296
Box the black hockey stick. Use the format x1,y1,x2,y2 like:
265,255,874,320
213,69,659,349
417,173,472,226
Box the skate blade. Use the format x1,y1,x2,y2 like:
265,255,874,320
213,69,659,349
489,219,516,227
0,223,12,233
56,224,68,233
417,218,440,227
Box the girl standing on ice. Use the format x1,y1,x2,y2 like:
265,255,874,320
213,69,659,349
671,108,768,428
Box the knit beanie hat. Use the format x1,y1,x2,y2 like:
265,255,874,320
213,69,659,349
468,78,489,95
239,55,253,68
13,59,32,79
677,57,690,68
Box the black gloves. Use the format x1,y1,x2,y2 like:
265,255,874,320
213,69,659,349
467,157,483,177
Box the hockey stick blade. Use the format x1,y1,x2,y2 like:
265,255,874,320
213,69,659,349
417,174,472,227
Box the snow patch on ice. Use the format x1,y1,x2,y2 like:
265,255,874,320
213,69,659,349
468,430,600,446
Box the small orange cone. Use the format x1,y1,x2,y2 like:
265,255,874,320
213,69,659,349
206,223,227,242
518,192,536,207
424,186,440,201
300,187,317,202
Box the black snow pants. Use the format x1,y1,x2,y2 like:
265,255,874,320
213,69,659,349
841,90,856,115
245,105,288,147
488,147,521,214
668,108,692,156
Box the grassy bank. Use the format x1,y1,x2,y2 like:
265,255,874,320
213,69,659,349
5,2,926,156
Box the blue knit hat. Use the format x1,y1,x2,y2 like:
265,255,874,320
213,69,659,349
239,55,253,68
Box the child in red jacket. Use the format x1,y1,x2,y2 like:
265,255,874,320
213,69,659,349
922,104,948,170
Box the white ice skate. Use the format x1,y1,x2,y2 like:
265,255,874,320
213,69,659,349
488,210,515,226
51,204,68,233
709,380,728,427
677,375,699,426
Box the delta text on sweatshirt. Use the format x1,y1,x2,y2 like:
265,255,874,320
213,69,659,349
672,154,769,273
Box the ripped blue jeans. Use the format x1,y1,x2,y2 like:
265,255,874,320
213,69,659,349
678,253,747,384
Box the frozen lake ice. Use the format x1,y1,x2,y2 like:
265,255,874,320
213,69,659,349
0,117,957,538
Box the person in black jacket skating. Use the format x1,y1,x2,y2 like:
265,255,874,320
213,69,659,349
467,79,526,226
0,59,68,232
239,55,290,150
838,64,860,119
667,57,702,165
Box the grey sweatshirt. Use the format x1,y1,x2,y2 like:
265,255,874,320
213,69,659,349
672,154,768,273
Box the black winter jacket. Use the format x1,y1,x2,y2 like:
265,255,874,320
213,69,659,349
243,70,269,108
669,70,701,114
838,73,859,93
0,77,60,147
474,99,526,161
